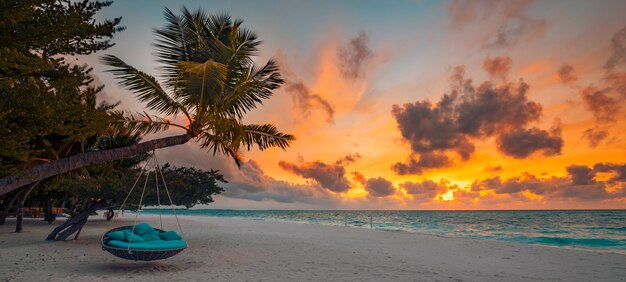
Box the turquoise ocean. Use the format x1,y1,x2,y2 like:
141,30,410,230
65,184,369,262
140,209,626,252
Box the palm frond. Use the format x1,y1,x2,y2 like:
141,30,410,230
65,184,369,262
109,111,187,136
104,8,294,167
197,132,243,167
242,124,294,151
178,59,228,117
154,7,190,88
221,59,284,118
101,55,190,119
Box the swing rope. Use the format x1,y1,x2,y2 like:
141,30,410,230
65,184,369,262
117,158,151,216
153,152,184,237
127,158,152,253
154,150,162,230
114,151,185,255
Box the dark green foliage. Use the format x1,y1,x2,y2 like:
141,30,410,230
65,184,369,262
22,133,146,214
0,0,123,61
54,164,226,210
30,133,226,212
0,7,294,197
0,3,228,226
142,164,226,208
0,0,123,175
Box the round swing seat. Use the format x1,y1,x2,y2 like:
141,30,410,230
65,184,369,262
101,226,187,261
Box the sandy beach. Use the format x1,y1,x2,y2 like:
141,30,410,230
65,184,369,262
1,214,625,282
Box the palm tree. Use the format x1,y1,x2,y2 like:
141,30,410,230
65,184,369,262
0,8,294,196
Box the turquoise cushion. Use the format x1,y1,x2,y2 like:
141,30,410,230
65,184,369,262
141,230,161,242
106,239,188,250
132,223,154,235
106,231,125,241
159,230,182,241
124,232,144,242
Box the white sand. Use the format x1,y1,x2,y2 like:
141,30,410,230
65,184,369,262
1,214,625,281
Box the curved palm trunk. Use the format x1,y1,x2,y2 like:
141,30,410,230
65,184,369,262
0,189,22,225
46,201,105,241
15,181,38,233
0,134,192,196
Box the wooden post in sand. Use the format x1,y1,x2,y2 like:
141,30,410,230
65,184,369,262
344,214,347,226
370,215,373,229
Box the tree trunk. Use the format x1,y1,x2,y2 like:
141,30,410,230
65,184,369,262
46,202,104,241
44,197,55,224
15,182,38,233
0,189,22,225
0,134,192,196
105,208,114,221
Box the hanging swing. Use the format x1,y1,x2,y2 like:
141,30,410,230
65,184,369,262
101,151,187,261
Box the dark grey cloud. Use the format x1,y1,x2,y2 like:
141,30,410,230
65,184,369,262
496,126,563,159
391,153,452,175
214,160,338,205
336,153,362,165
284,81,335,123
391,65,559,174
364,177,396,197
581,85,619,123
400,180,446,201
278,160,351,193
582,127,609,148
448,0,548,49
469,163,626,201
338,31,373,81
155,144,340,206
486,17,547,49
551,183,621,200
471,174,547,195
227,160,272,193
483,56,512,80
566,165,596,185
593,163,626,182
605,26,626,71
558,64,578,85
578,27,626,147
152,140,328,206
456,81,542,136
224,179,312,204
605,71,626,99
484,165,503,173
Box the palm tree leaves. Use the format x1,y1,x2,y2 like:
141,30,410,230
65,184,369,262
103,8,293,166
153,8,190,87
242,124,294,151
222,59,284,118
109,111,187,136
197,119,294,166
101,55,190,119
177,59,228,115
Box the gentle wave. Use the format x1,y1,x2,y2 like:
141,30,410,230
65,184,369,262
527,236,625,248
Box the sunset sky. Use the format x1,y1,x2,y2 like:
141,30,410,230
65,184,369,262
84,0,626,209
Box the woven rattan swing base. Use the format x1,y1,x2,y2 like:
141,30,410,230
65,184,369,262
101,226,186,261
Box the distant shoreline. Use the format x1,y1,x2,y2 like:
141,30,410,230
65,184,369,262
139,208,626,211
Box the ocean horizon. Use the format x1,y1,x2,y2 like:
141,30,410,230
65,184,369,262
138,209,626,253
